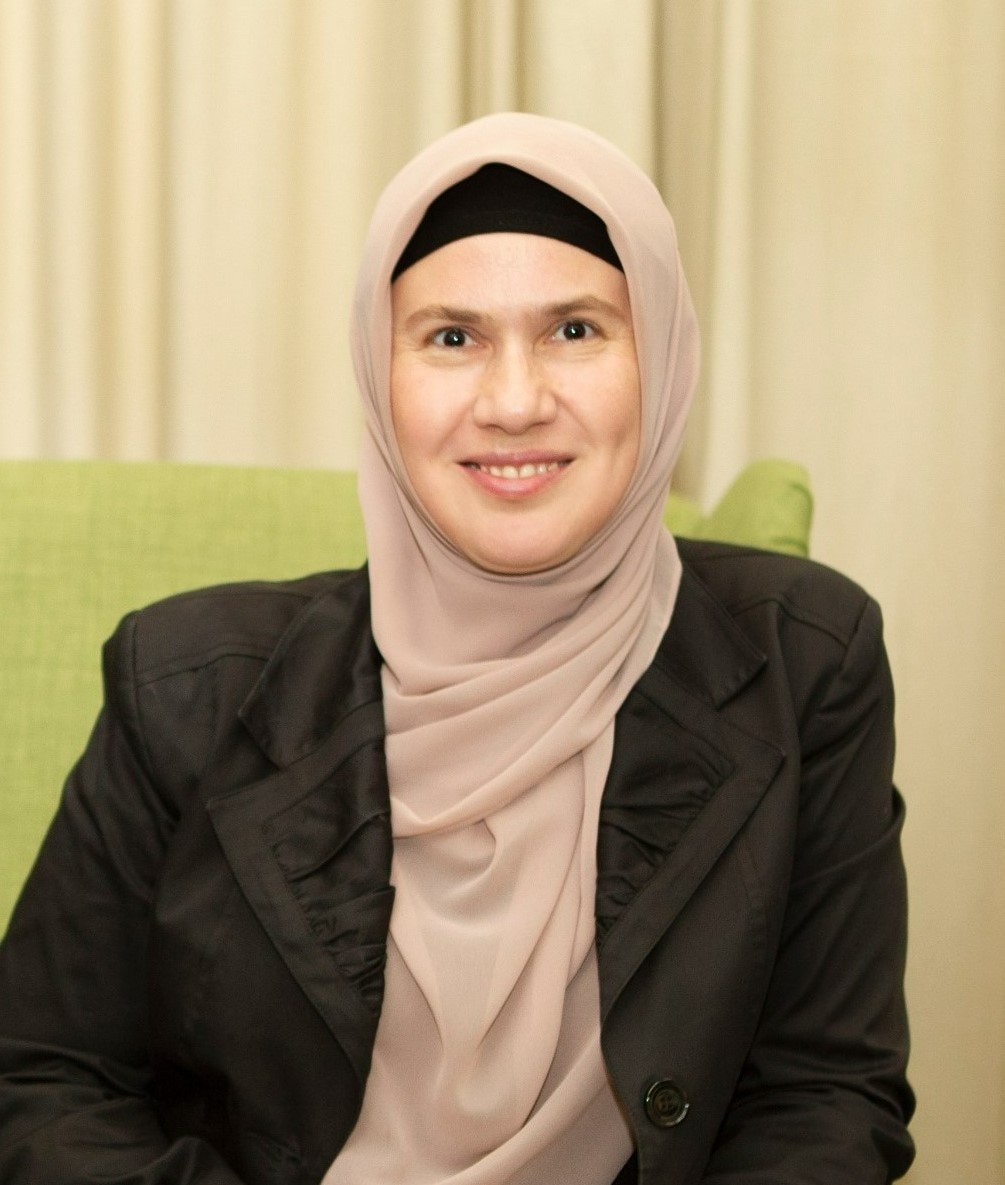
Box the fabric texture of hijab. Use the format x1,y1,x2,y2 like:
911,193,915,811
325,112,700,1184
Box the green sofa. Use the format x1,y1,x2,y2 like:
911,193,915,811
0,458,812,931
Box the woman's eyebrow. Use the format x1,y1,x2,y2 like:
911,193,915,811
402,304,485,331
544,296,627,321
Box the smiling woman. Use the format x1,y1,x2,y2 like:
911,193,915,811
0,113,913,1185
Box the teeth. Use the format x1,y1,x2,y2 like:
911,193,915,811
481,462,560,478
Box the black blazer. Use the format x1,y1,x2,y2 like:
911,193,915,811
0,540,914,1184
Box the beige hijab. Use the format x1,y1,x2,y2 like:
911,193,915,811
326,113,699,1184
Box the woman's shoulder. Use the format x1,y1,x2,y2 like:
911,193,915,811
675,537,878,650
105,566,371,687
668,541,893,788
95,566,375,800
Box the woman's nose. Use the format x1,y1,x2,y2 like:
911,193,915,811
472,344,557,433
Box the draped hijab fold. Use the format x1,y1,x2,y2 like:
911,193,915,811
326,113,700,1185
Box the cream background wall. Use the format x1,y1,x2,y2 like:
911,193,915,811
2,2,1003,1180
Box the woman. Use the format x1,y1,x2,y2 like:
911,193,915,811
0,114,913,1183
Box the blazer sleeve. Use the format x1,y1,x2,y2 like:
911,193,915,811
702,596,915,1183
0,616,247,1185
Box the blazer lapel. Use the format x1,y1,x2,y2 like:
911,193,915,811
200,563,786,1068
596,566,784,1016
205,571,394,1084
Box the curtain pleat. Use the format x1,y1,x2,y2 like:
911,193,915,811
1,3,1003,1181
0,0,44,451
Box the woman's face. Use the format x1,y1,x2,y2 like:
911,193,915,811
389,232,641,575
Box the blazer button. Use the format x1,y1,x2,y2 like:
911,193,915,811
644,1078,690,1128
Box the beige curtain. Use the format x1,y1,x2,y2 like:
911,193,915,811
2,1,1003,1180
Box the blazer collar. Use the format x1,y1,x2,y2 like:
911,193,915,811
652,563,768,707
238,567,382,768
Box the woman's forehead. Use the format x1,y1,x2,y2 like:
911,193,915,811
390,232,632,321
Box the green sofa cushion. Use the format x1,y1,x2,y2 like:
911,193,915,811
0,458,810,930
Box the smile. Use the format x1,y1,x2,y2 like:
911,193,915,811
470,461,563,479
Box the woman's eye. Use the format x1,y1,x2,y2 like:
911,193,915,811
432,327,470,348
555,320,595,342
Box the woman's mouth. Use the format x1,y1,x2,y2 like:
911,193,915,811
462,457,571,497
469,461,563,479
